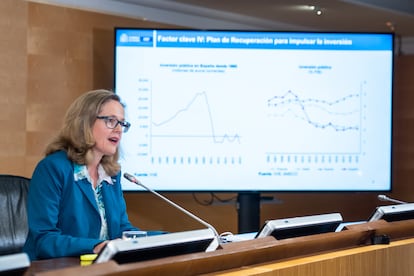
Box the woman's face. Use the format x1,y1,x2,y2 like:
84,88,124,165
92,99,125,159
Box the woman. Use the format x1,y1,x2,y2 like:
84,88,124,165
23,89,138,260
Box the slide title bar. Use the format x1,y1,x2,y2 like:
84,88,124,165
115,29,393,50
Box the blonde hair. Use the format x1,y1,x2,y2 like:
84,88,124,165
45,89,123,176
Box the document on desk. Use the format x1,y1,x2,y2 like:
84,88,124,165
220,232,257,243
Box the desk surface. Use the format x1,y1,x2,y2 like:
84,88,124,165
25,257,79,276
27,237,414,276
24,219,414,276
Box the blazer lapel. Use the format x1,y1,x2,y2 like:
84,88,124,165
76,178,99,212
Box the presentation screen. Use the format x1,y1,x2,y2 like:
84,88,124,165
114,28,394,192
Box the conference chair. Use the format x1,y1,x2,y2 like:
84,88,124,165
0,174,30,255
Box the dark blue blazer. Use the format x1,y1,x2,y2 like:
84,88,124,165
23,151,138,260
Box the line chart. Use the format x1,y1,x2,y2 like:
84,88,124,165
266,89,361,132
151,91,241,144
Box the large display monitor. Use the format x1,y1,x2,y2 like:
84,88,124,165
114,28,394,193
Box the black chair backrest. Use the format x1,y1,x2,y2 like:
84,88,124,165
0,175,30,255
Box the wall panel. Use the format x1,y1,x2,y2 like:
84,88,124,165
1,0,413,234
0,0,28,176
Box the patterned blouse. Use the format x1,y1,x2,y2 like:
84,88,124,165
73,163,112,240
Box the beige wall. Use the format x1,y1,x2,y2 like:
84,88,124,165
1,0,414,234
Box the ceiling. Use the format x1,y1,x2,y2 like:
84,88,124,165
29,0,414,40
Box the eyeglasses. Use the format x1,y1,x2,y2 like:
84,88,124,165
96,116,131,133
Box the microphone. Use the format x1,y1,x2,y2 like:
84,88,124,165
377,194,407,204
123,172,220,241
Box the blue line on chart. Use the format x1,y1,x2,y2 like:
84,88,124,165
152,91,241,143
266,90,360,131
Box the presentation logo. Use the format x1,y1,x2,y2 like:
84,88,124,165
119,33,129,43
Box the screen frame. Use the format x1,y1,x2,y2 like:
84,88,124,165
114,28,395,193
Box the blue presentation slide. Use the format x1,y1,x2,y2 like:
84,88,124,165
115,30,393,192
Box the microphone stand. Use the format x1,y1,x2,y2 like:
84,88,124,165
377,194,407,204
123,173,220,241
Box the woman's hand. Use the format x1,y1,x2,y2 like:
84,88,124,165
93,238,122,254
93,241,109,254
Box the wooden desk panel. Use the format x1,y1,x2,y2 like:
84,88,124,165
204,238,414,276
25,257,79,276
33,229,372,275
31,220,414,276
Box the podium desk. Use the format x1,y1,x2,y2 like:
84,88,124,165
24,257,79,275
29,220,414,276
204,237,414,276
